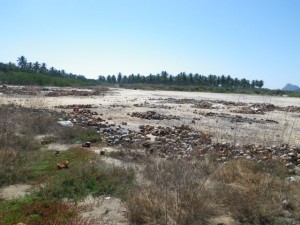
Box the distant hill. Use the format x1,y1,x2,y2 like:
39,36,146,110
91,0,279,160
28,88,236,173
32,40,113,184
282,83,300,91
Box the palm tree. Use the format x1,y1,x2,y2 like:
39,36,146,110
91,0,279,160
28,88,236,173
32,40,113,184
117,72,122,83
8,62,17,71
256,80,264,89
27,62,33,72
40,63,47,74
17,56,27,71
33,62,40,73
49,67,56,76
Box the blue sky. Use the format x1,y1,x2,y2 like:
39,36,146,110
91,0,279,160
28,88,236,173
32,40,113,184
1,0,299,89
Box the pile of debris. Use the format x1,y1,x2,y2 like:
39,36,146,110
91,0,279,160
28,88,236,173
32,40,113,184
193,143,300,167
192,101,213,109
231,103,277,115
213,100,247,106
232,103,300,114
103,123,299,167
67,109,105,127
194,111,279,124
109,104,129,108
133,103,172,109
231,107,266,115
102,124,212,159
130,111,180,120
160,98,199,104
55,104,96,109
0,86,42,95
46,89,95,97
282,105,300,113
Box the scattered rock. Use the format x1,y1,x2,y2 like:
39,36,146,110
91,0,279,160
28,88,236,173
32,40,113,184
82,142,91,148
57,160,69,169
130,111,179,120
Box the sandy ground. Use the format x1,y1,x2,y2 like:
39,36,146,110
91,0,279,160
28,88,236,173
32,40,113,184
0,184,31,200
79,195,128,225
1,87,300,146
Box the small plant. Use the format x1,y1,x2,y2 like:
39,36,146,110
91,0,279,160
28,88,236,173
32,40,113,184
0,195,80,225
38,161,134,201
41,136,57,145
58,127,102,144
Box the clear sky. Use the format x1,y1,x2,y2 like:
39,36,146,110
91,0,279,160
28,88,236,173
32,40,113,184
1,0,299,89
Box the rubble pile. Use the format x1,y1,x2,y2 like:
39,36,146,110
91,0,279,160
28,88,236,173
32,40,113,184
251,103,277,111
101,123,300,166
0,86,108,96
102,124,212,159
133,103,172,109
193,143,300,167
0,86,41,95
192,101,213,109
109,104,129,108
282,106,300,113
194,111,279,124
232,103,300,114
161,98,199,104
213,100,247,106
68,109,105,127
55,104,95,109
139,124,212,158
231,103,276,114
231,107,266,115
130,111,180,120
46,89,98,97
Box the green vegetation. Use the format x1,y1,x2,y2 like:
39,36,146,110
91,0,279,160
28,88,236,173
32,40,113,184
0,56,98,86
0,71,97,86
119,83,300,97
0,195,79,225
38,152,134,200
1,56,300,97
100,71,265,89
58,127,102,144
0,104,134,224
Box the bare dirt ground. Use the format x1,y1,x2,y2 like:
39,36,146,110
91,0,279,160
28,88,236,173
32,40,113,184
0,184,31,200
79,195,128,225
2,87,300,146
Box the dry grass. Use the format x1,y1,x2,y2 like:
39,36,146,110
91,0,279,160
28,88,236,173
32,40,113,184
127,159,220,225
126,157,299,225
216,159,287,224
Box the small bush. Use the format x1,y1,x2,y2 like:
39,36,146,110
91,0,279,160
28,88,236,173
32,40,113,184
38,160,134,201
58,127,102,144
216,159,286,224
41,136,57,145
0,195,80,225
127,159,219,225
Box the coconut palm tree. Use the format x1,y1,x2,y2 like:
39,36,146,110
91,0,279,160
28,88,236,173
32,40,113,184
40,63,47,74
33,62,40,73
17,56,27,71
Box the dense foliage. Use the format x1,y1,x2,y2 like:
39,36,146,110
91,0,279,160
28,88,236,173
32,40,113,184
99,71,264,89
1,56,299,97
0,56,97,86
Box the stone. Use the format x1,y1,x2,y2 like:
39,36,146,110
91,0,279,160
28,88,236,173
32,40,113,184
294,167,300,176
82,142,91,148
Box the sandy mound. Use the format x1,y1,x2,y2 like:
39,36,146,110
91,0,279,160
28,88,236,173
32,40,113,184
79,195,128,225
0,184,31,200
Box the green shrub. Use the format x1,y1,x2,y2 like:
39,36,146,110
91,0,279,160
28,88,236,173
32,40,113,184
39,161,134,201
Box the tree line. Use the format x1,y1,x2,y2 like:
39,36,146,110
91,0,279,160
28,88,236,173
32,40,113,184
0,56,264,89
98,71,264,89
0,56,86,80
